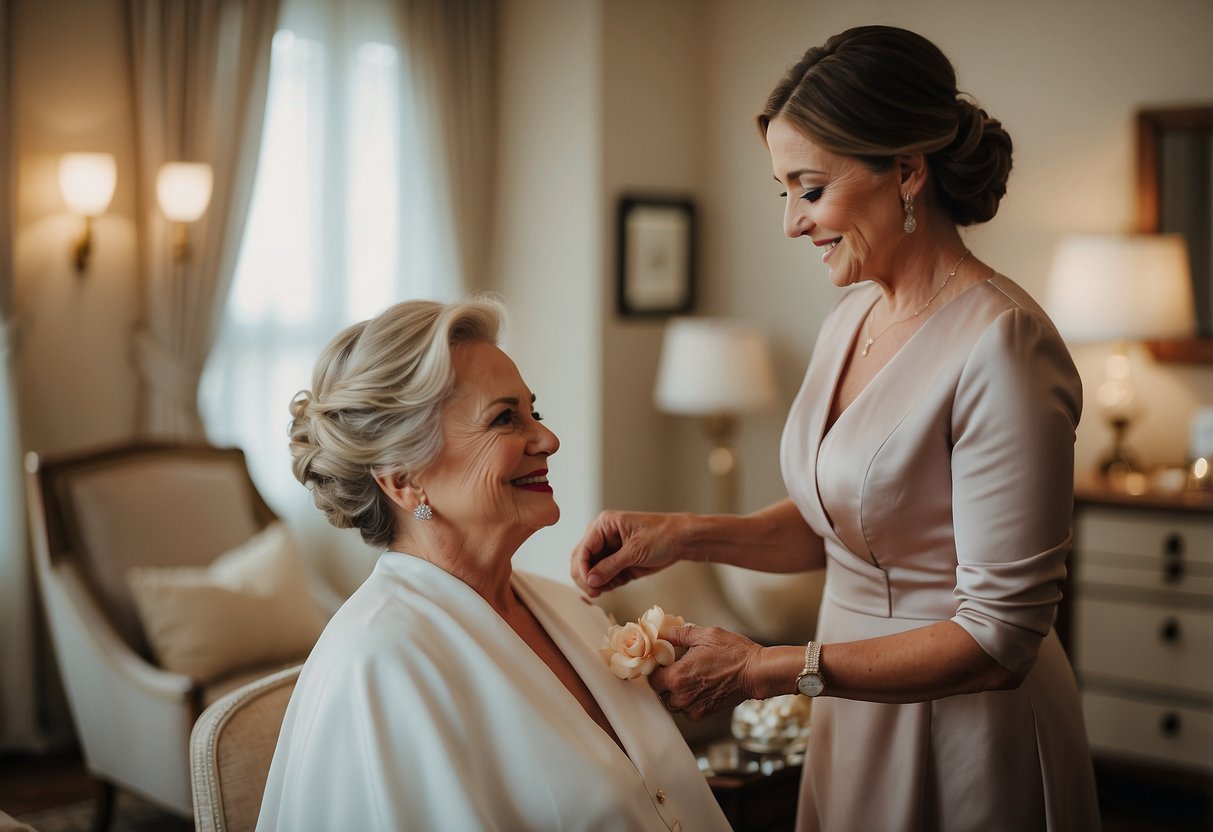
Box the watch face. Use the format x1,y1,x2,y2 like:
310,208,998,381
797,673,824,697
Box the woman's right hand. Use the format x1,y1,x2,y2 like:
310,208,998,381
570,510,693,597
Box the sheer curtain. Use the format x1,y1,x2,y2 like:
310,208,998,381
127,0,281,439
200,0,495,594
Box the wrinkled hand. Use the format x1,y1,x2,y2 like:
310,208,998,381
648,624,763,721
570,510,688,597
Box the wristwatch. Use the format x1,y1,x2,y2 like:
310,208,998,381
794,641,824,697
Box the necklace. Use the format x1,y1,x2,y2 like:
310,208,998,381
860,249,971,358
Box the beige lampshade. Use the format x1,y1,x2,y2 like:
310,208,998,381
1045,233,1195,342
654,318,777,416
156,162,214,222
59,153,117,216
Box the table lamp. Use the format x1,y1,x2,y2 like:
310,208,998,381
654,317,777,513
1045,233,1195,477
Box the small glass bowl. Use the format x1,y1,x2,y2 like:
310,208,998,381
731,694,811,755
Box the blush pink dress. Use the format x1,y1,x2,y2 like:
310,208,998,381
781,275,1101,831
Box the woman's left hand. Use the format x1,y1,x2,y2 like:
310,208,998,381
648,624,764,721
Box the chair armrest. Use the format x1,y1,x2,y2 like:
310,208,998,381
40,562,198,814
46,562,199,702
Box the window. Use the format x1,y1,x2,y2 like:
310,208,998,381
201,23,452,572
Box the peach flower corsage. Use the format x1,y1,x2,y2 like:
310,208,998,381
600,605,686,680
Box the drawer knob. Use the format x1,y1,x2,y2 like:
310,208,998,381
1164,533,1184,556
1162,533,1185,583
1159,618,1182,644
1160,712,1182,738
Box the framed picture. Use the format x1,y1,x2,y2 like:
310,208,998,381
617,196,696,317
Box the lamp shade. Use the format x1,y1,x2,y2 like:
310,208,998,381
156,162,213,222
59,153,117,216
654,318,777,416
1045,233,1195,342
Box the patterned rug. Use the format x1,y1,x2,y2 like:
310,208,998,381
14,793,192,832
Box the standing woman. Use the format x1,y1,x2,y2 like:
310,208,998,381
572,26,1100,831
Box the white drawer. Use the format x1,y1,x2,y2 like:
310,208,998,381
1083,689,1213,773
1074,597,1213,697
1075,509,1213,595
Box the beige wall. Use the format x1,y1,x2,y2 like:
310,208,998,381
12,0,139,456
601,0,705,514
492,0,604,580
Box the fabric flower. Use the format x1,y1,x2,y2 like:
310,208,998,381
600,605,686,680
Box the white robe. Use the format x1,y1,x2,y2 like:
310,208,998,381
257,553,731,832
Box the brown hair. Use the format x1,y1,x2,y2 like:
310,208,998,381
758,25,1012,226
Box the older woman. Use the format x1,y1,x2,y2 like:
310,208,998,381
572,26,1100,832
258,298,729,831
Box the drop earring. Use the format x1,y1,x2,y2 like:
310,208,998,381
902,193,917,234
413,501,433,521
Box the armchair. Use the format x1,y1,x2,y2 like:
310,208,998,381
24,443,300,828
191,664,301,832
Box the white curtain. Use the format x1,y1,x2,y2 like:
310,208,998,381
128,0,282,439
395,0,498,289
199,0,497,595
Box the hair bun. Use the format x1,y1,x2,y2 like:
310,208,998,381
931,98,1013,226
288,389,323,488
289,389,314,422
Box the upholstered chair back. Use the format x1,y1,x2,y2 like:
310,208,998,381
191,664,301,832
33,444,276,657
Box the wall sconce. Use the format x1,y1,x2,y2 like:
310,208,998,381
59,153,117,274
156,162,213,262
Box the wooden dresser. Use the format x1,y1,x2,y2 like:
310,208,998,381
1070,482,1213,784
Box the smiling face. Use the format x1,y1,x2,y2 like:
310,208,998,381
418,340,560,550
766,116,906,288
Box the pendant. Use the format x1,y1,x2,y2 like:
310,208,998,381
861,337,874,357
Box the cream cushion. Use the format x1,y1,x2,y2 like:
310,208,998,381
127,522,327,682
66,454,267,655
712,564,825,645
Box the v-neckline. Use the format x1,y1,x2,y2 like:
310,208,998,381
820,277,993,440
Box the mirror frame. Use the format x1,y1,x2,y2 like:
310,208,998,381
1137,105,1213,364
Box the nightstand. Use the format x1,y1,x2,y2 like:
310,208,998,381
1071,483,1213,785
697,739,801,831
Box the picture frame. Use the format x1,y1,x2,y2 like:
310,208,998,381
616,195,696,317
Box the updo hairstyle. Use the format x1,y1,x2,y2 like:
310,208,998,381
288,297,504,547
757,25,1013,226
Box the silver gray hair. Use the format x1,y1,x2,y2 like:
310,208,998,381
288,296,505,547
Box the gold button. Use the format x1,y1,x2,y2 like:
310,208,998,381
655,788,667,804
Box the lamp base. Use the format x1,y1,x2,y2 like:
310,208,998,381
1098,417,1140,478
702,415,738,515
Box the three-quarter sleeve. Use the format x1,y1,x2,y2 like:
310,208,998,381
949,307,1082,676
